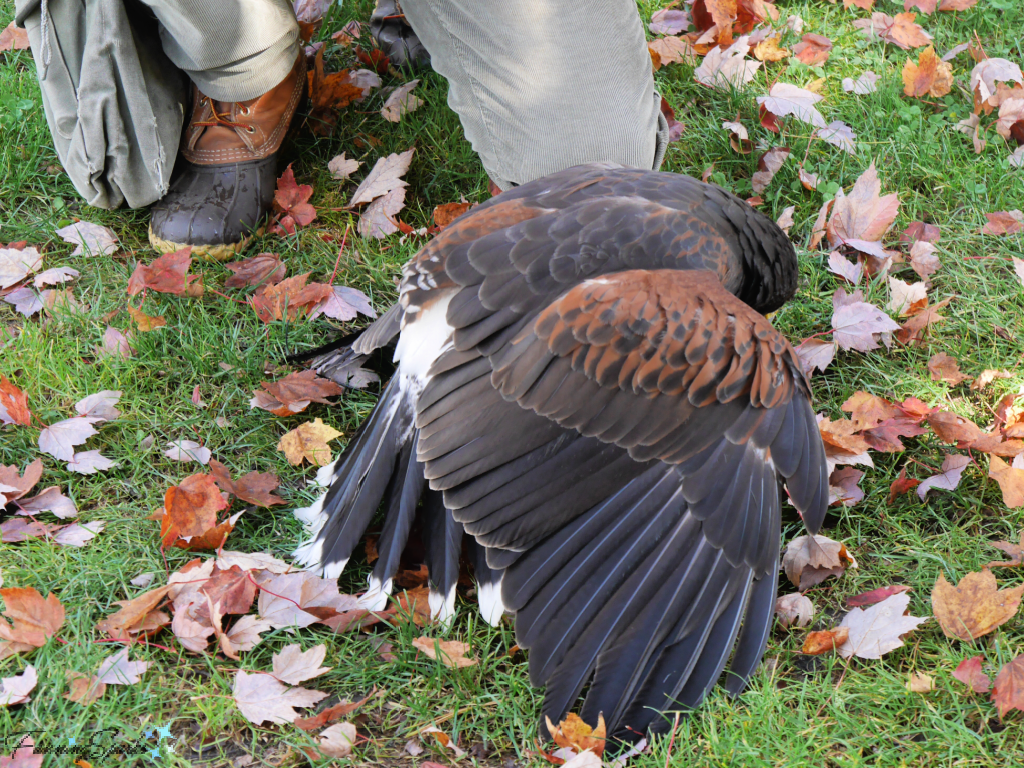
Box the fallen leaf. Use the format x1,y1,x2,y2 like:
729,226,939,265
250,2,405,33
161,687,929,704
970,58,1023,111
271,644,332,684
0,20,30,52
294,692,374,731
989,456,1024,508
250,273,332,323
991,655,1024,717
954,656,991,693
932,570,1024,641
757,82,827,129
277,418,342,466
0,519,58,546
831,292,900,352
270,164,317,236
926,352,970,384
847,584,912,607
217,550,293,574
843,70,879,94
64,671,105,705
818,121,858,155
0,376,32,427
897,297,950,344
96,585,172,639
252,369,343,417
916,454,971,499
358,186,407,239
160,473,229,547
980,211,1023,236
909,241,941,279
903,46,953,98
0,588,65,650
328,154,362,181
55,222,118,257
0,246,42,289
96,647,150,685
224,615,273,654
224,253,287,289
888,277,928,316
164,440,212,465
650,8,691,35
753,35,790,62
37,417,99,462
308,284,377,322
318,722,357,758
776,205,796,235
208,460,285,507
889,468,921,503
802,627,850,655
127,247,198,296
783,534,857,591
829,467,865,506
988,532,1024,568
381,79,423,122
907,672,934,692
306,47,365,134
996,97,1024,144
775,593,815,629
232,669,328,725
349,148,415,207
2,287,44,317
751,147,790,194
15,487,77,519
412,637,478,668
695,36,759,90
649,35,698,68
52,521,104,547
827,162,900,251
257,570,359,629
433,202,472,230
793,33,832,66
794,338,836,376
837,592,928,659
0,665,36,706
545,712,607,757
32,266,78,289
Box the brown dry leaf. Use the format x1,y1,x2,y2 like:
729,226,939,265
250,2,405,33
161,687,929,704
927,353,971,385
910,240,941,279
0,459,42,506
903,46,954,98
306,47,364,135
381,79,423,123
545,713,607,757
0,588,65,652
432,202,472,230
694,36,759,91
0,665,37,706
988,532,1024,568
172,510,243,552
842,391,899,429
327,153,361,180
991,655,1024,716
649,35,698,67
847,585,913,608
989,456,1024,508
756,82,827,129
126,247,199,296
250,273,332,323
0,20,30,52
837,592,928,659
253,369,342,416
775,593,815,629
224,253,287,289
126,306,166,332
0,376,32,427
277,418,342,466
830,467,865,506
349,148,415,207
932,570,1024,641
358,187,407,239
271,643,332,684
294,692,374,731
751,147,790,195
783,534,857,591
793,33,833,66
256,570,360,629
980,211,1024,236
96,585,171,639
897,297,950,345
64,671,106,705
907,673,934,692
794,338,836,377
916,453,970,498
208,460,285,507
831,289,900,352
888,277,928,316
802,627,850,655
196,565,257,617
318,722,357,758
96,647,150,685
953,655,991,693
412,636,478,668
160,474,229,547
972,369,1013,391
232,669,328,725
753,35,790,62
890,12,933,49
827,162,900,253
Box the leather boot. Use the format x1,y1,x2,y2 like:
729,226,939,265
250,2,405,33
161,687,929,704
149,52,307,261
369,0,430,70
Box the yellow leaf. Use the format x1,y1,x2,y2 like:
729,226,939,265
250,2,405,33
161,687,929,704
127,305,166,331
277,418,342,466
412,636,478,668
931,570,1024,641
754,35,790,62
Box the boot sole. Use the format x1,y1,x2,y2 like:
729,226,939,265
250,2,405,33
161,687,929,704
148,225,251,262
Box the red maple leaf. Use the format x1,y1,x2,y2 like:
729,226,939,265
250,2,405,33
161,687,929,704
270,164,317,236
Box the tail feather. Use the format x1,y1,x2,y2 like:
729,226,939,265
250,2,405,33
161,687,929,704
421,490,462,626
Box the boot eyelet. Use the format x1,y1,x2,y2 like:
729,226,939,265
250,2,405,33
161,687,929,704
239,106,251,116
246,125,256,134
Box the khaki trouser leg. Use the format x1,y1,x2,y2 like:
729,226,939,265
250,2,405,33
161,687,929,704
398,0,669,190
14,0,299,210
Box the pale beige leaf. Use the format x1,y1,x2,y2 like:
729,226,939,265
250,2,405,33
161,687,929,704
232,669,327,725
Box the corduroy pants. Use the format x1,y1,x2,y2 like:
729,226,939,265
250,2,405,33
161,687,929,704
15,0,666,209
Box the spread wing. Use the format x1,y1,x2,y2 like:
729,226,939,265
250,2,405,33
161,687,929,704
414,266,826,738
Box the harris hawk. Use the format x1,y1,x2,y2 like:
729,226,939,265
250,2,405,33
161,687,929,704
292,162,828,740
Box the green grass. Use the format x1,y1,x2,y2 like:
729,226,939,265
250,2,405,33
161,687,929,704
3,0,1024,765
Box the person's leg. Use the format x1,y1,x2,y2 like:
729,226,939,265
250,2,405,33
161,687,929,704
397,0,669,191
142,0,304,259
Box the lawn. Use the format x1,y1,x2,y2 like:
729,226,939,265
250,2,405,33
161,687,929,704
3,0,1024,765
